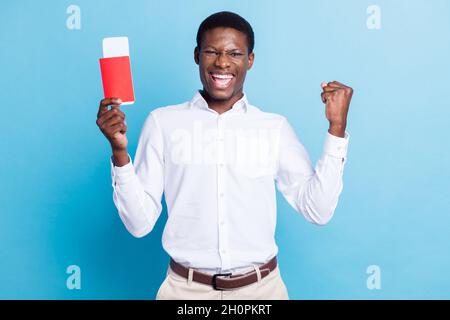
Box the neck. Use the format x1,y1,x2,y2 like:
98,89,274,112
200,90,244,114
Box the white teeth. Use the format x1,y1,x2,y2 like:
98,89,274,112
211,74,233,79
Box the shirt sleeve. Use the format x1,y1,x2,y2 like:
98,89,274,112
275,117,349,225
110,112,164,237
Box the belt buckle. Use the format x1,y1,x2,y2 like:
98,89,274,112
212,272,232,290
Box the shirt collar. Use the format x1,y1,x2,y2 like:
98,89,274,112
189,90,249,114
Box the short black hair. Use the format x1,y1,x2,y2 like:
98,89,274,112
196,11,255,53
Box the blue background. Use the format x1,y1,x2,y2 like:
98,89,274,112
1,0,449,299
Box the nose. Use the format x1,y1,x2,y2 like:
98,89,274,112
214,52,231,68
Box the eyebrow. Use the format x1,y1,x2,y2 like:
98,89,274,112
203,46,243,52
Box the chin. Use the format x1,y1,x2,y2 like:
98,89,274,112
207,88,234,101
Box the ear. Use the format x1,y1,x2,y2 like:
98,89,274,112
194,47,200,65
247,51,255,70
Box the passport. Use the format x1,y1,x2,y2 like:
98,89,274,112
99,37,135,105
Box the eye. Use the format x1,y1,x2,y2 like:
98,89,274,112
203,50,218,56
230,52,244,57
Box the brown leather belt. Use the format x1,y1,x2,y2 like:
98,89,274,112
169,256,277,290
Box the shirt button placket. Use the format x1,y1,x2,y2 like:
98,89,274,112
217,115,229,269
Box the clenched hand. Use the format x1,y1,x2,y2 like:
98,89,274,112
321,81,353,138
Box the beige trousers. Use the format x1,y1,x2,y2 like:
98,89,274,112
156,265,289,300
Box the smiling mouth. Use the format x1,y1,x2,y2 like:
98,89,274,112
209,72,235,89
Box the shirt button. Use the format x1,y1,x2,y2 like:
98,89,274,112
220,221,225,226
221,249,227,254
219,193,224,198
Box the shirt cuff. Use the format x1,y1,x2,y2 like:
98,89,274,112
110,154,135,185
323,131,350,159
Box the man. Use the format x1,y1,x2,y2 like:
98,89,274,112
96,11,352,300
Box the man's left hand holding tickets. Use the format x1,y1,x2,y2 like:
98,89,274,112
321,81,353,138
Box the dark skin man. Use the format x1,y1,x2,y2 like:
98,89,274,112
96,27,353,166
193,27,254,114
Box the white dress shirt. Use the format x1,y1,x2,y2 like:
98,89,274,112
110,91,349,274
